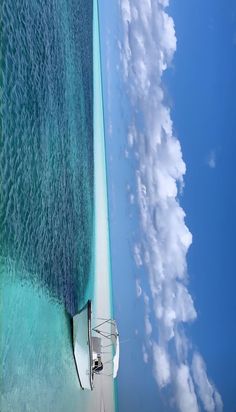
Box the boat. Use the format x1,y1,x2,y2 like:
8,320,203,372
72,300,119,390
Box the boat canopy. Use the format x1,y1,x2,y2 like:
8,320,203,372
92,318,120,378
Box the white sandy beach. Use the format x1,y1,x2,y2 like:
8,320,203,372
78,1,116,410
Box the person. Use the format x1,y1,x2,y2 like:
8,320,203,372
93,356,103,373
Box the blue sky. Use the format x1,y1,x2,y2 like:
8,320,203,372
167,1,236,410
99,1,236,411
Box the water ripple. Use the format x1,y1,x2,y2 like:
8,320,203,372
1,0,94,315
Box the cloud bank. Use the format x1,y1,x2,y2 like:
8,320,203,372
118,0,222,411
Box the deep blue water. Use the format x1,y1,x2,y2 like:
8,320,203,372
0,1,95,410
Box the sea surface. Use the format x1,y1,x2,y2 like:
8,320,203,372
0,1,112,411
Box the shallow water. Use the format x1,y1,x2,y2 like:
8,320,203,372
0,1,95,410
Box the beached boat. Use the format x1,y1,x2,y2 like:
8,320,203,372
72,300,119,390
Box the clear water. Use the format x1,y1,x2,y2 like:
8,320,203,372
0,0,94,314
0,1,100,411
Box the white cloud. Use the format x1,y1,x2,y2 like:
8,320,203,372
134,243,143,267
143,292,152,337
175,364,199,412
118,0,223,410
207,150,216,168
136,278,142,297
127,123,137,147
145,314,152,336
153,343,171,388
142,344,149,363
192,353,223,412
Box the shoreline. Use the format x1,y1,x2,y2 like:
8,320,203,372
80,0,116,410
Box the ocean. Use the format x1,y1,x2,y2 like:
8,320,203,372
0,0,115,411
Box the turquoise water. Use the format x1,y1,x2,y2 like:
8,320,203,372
0,1,104,411
1,0,94,313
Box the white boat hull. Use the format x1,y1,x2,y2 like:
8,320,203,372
72,300,93,390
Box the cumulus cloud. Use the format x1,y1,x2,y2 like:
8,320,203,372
175,364,199,412
153,343,171,388
118,0,223,410
192,353,223,412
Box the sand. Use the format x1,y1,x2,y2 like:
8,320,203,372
79,1,116,410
